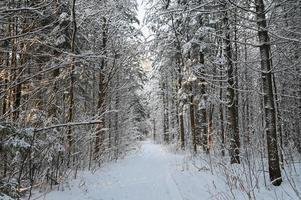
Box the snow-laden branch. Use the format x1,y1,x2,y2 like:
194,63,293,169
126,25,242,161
33,121,103,132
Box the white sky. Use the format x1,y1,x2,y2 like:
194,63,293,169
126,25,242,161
136,0,151,39
137,0,145,22
136,0,153,72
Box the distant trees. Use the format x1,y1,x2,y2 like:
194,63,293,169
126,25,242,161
146,0,300,187
0,0,146,198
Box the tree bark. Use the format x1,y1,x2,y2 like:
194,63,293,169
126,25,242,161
254,0,282,186
94,17,107,158
11,10,21,121
176,55,185,149
67,0,77,161
223,7,240,164
207,105,213,154
190,84,197,153
163,79,170,143
197,53,208,153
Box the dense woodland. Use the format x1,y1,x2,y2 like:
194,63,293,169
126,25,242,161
145,0,300,194
0,0,147,198
0,0,300,199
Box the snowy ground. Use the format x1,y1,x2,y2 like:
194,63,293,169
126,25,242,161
31,140,300,200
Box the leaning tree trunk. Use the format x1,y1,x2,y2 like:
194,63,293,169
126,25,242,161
254,0,282,186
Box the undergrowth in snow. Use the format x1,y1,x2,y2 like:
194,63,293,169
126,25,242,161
26,141,301,200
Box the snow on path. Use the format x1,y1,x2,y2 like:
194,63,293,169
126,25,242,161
33,140,301,200
37,140,217,200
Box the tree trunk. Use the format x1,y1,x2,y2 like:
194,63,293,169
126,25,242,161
114,73,120,160
223,7,240,164
220,97,225,157
162,80,169,143
176,56,185,149
94,17,107,158
207,105,213,154
67,0,77,162
197,53,208,153
190,84,197,153
254,0,282,186
11,12,21,121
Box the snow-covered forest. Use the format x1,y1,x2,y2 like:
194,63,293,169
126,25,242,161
0,0,300,199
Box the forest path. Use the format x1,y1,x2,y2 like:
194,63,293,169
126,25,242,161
38,140,216,200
